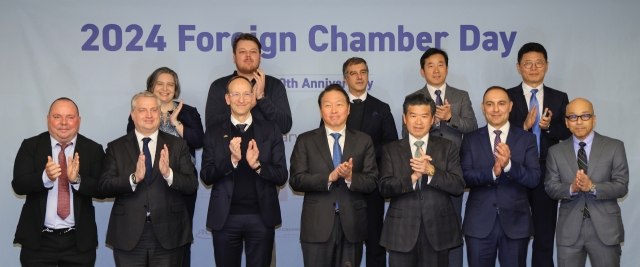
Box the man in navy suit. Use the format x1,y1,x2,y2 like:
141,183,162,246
507,42,572,267
321,57,398,267
460,86,540,267
201,76,288,267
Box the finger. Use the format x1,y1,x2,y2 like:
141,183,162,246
348,158,353,166
47,156,53,163
68,156,73,167
178,100,184,109
419,149,427,158
444,99,449,105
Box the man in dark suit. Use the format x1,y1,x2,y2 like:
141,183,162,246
405,48,477,267
201,76,288,267
320,57,398,267
99,91,198,267
12,97,104,267
460,87,540,267
545,98,628,267
290,84,378,267
205,33,292,134
379,94,465,267
507,42,572,267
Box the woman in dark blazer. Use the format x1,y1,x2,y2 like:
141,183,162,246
127,67,204,267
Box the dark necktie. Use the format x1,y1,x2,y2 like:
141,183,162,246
352,99,362,104
57,142,71,220
530,89,541,155
330,133,342,211
414,140,425,189
578,142,590,218
142,137,152,184
435,90,443,106
493,130,502,159
237,123,247,133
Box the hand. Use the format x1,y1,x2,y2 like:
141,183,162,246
230,137,242,164
523,103,538,130
493,143,511,176
159,144,171,178
336,158,353,182
435,99,452,122
576,170,593,192
410,149,433,180
134,152,146,183
253,68,266,101
539,108,552,130
571,173,581,193
169,100,184,127
67,153,80,183
246,139,260,169
45,156,61,181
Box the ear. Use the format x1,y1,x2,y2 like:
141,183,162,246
516,62,522,75
225,94,231,106
402,113,407,125
508,101,513,113
420,68,426,78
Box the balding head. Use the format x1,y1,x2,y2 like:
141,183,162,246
565,98,596,141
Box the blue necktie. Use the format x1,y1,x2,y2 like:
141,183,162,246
330,133,342,212
435,90,443,106
530,89,541,155
142,137,152,184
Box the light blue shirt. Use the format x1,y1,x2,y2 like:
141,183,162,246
42,135,79,229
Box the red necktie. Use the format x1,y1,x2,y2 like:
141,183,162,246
57,142,71,220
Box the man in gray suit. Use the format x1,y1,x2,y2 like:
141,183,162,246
545,98,628,267
379,94,465,267
290,84,378,267
405,48,477,267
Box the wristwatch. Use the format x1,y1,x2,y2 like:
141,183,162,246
427,167,435,176
172,121,182,127
70,175,81,184
588,183,596,193
131,173,138,184
253,161,262,172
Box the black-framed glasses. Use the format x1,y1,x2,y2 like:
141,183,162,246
522,61,546,69
565,114,594,122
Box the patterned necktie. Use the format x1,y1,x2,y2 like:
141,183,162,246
330,133,342,211
352,99,362,104
237,124,247,133
57,142,71,220
435,90,443,106
493,130,502,159
414,140,425,189
142,137,152,184
578,142,590,218
530,89,541,155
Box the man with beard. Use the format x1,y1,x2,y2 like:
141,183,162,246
205,33,292,134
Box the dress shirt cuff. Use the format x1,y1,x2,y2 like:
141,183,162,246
590,189,596,196
164,168,173,186
346,181,351,189
327,181,332,190
232,160,238,169
427,176,433,184
412,181,417,190
504,160,512,173
42,170,54,188
569,184,578,196
71,182,80,191
130,173,138,191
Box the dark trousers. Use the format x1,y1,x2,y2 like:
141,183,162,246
529,162,558,267
363,188,386,267
212,214,274,267
301,213,363,267
388,220,449,267
448,193,464,267
465,214,530,267
113,221,184,267
20,229,95,267
182,190,197,267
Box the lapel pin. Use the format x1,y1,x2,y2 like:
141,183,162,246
223,135,228,138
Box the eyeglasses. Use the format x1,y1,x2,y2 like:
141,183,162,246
228,92,254,99
565,114,594,122
522,61,546,69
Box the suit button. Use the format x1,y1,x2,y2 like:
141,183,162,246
420,196,423,200
497,185,500,188
580,208,584,212
493,203,496,207
228,196,231,199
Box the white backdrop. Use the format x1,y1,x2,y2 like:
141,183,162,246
2,1,639,266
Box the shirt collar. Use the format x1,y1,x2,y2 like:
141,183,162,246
426,83,447,95
522,83,545,95
488,121,510,135
325,125,346,137
408,133,429,148
231,114,253,128
573,130,595,146
134,129,159,143
50,135,78,148
348,91,368,103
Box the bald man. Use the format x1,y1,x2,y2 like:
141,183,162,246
545,98,628,267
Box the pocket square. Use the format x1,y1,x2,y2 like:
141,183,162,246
372,111,379,116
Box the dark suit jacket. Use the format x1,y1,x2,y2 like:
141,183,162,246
460,125,540,239
200,119,288,230
320,94,398,163
98,131,198,251
289,127,378,243
545,132,628,246
205,71,292,134
127,102,204,158
379,136,465,252
507,84,571,159
404,85,478,148
12,132,104,251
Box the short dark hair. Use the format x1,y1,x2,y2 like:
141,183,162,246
342,57,369,78
49,97,79,115
226,75,253,93
146,67,181,99
482,86,511,101
318,84,350,107
232,33,262,54
517,42,547,63
403,93,435,115
420,48,449,68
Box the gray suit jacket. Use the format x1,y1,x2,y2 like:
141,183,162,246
404,84,478,148
289,127,378,243
544,132,628,246
378,135,465,252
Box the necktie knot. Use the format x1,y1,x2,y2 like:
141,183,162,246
237,124,247,133
330,133,341,141
531,88,538,95
352,99,363,104
435,90,441,96
142,137,151,145
493,130,502,136
579,142,586,149
58,142,72,150
434,90,443,106
414,140,425,158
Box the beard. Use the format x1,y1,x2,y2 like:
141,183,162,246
236,61,259,75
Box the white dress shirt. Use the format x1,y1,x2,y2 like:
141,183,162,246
42,135,79,229
522,82,544,115
325,126,351,189
488,122,512,180
348,91,368,103
426,83,447,126
129,130,173,191
408,133,433,189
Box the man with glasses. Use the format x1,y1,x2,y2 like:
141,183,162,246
201,76,288,267
507,42,572,267
545,98,628,267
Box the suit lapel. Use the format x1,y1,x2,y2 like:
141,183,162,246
542,85,553,111
252,120,264,144
399,138,413,177
37,133,53,220
312,127,335,170
360,98,373,132
561,138,579,175
478,126,495,161
125,131,141,167
444,85,456,104
513,84,529,118
72,135,85,221
150,132,166,184
342,128,357,162
587,133,604,177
